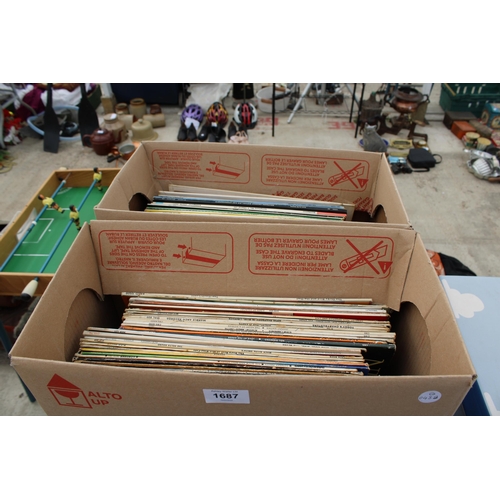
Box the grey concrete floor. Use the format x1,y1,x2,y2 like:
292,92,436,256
1,83,499,416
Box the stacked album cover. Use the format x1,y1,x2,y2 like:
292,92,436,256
144,185,354,221
73,294,396,375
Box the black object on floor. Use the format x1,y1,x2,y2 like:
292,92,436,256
217,126,226,143
78,83,99,146
228,121,237,139
43,83,60,153
198,123,210,141
440,252,477,276
208,128,217,142
233,83,255,100
186,124,197,141
407,148,442,172
177,123,187,141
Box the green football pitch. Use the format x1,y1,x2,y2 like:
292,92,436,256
2,185,107,274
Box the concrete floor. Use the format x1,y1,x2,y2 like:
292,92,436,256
1,83,499,416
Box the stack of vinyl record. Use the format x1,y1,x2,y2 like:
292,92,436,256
144,185,354,221
73,293,396,375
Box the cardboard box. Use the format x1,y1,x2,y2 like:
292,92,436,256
0,168,120,296
10,219,475,415
451,120,477,140
443,111,477,130
94,142,411,227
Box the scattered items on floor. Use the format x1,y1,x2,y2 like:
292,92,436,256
26,106,80,142
361,122,387,152
476,137,492,151
0,295,40,348
184,83,232,111
120,102,168,131
206,102,228,127
101,113,128,143
177,104,203,142
427,250,476,277
43,83,60,153
3,83,98,122
83,128,115,155
444,94,500,165
118,143,136,160
359,92,384,128
0,149,15,174
451,120,477,140
229,130,249,144
149,104,162,115
11,296,41,341
390,138,413,150
2,109,23,145
115,102,129,114
480,102,500,129
78,83,99,147
107,144,136,164
232,102,258,141
130,118,158,141
197,121,210,141
208,124,226,143
442,110,477,130
196,101,229,143
143,103,166,128
466,148,500,181
129,98,147,119
388,155,412,174
388,138,442,175
462,131,480,148
256,85,291,113
367,85,429,142
228,120,237,140
385,138,411,160
114,102,134,130
232,83,255,101
406,147,442,172
469,119,493,140
234,102,258,131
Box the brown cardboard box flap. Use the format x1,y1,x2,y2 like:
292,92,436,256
95,142,411,226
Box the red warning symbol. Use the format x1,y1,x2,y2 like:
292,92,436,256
328,162,368,189
47,374,92,408
340,239,393,275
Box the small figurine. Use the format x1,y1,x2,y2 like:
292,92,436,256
93,167,103,191
69,205,81,231
38,194,65,213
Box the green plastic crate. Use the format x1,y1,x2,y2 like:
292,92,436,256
439,83,500,117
